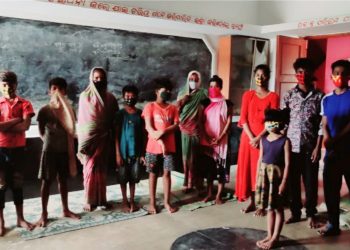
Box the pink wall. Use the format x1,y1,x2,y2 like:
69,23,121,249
324,36,350,94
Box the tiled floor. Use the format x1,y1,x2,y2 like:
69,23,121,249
1,198,349,250
1,164,349,250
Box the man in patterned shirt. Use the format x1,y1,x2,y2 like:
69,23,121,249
282,58,324,228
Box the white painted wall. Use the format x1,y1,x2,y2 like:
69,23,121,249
112,0,260,25
257,1,350,25
109,1,350,26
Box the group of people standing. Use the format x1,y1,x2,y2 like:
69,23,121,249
235,58,350,249
0,67,233,236
0,57,349,249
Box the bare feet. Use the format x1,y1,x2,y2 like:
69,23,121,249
83,204,97,212
254,208,266,217
240,203,256,214
256,236,270,248
63,210,81,220
164,203,178,214
183,187,194,194
129,202,140,213
202,195,213,203
17,218,34,231
260,239,278,250
122,201,130,213
148,204,157,215
215,197,224,205
285,216,301,224
36,213,49,228
308,216,319,229
102,202,113,210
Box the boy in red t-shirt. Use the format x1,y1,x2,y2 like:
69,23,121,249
0,71,35,236
142,78,179,214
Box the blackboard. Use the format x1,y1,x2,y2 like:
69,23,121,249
0,17,211,120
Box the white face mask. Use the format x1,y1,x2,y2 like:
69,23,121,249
264,121,280,133
188,80,197,90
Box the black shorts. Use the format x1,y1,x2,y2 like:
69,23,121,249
117,157,142,185
0,147,24,190
38,151,69,181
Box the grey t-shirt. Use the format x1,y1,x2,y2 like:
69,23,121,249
37,105,68,152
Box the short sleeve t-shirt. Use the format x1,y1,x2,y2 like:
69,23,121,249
115,108,144,159
321,89,350,139
141,102,179,154
0,96,35,148
37,105,68,152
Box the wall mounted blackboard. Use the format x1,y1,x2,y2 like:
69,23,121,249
0,17,211,119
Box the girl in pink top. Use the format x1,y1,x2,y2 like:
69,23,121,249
200,75,232,204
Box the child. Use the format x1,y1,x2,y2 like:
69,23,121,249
255,109,291,249
36,77,80,227
142,78,179,214
115,85,145,213
0,71,35,236
318,59,350,236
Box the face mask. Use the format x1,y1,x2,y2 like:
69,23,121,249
188,80,197,90
93,80,107,91
332,75,343,88
295,73,305,85
255,77,262,86
264,121,280,133
209,87,221,98
160,91,171,102
124,97,137,106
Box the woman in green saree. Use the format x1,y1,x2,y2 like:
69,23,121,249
177,70,208,193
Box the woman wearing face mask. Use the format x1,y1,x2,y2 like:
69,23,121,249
177,71,208,193
235,64,279,216
77,67,118,212
200,75,233,204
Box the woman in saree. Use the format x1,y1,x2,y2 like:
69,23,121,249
77,67,118,212
177,70,208,193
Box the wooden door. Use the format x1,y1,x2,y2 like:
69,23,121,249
276,36,307,104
